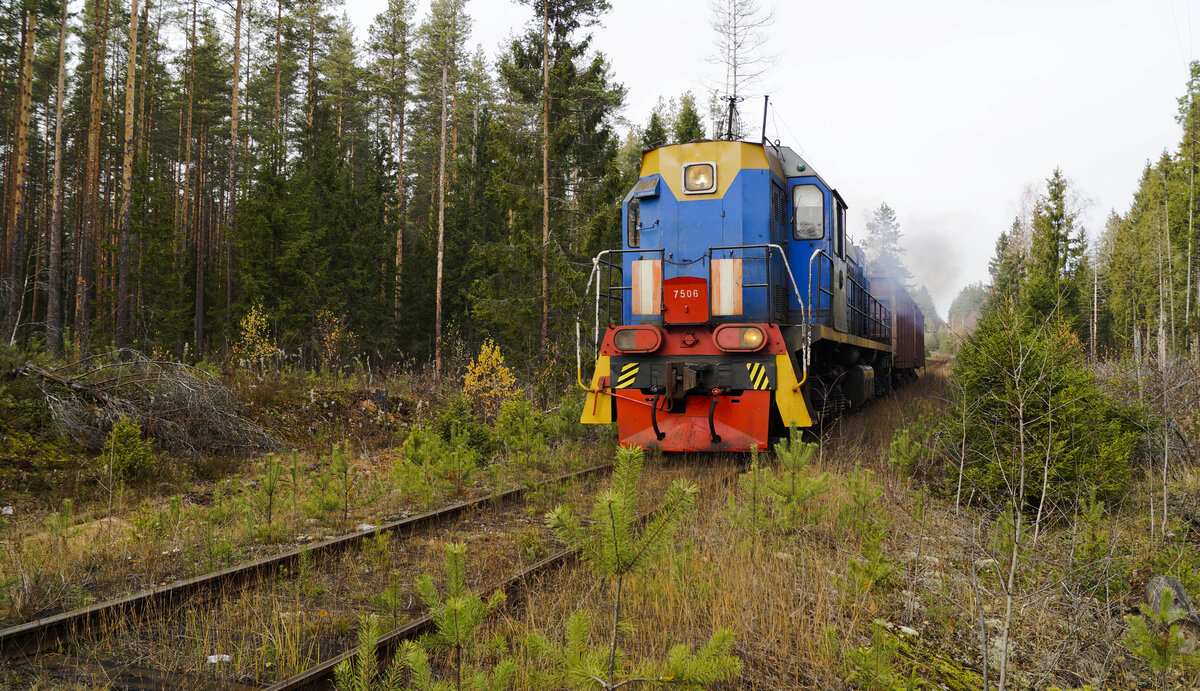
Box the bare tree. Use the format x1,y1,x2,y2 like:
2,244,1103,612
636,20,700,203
708,0,774,138
434,65,447,382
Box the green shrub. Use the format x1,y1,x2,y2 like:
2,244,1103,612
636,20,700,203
104,417,156,482
496,394,547,466
545,393,586,441
946,299,1141,508
435,392,497,454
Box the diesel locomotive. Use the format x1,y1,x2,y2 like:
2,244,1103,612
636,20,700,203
577,135,924,452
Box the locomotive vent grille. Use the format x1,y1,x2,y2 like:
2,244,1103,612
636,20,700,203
771,187,786,232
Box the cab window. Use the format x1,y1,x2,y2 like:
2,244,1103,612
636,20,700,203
627,200,640,247
835,202,846,257
792,185,824,240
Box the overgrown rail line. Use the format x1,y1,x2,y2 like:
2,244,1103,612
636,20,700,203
0,461,615,685
266,461,741,691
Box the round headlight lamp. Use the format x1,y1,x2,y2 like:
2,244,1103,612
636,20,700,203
682,162,716,193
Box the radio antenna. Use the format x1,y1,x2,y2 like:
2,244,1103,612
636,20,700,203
723,94,744,140
760,95,769,146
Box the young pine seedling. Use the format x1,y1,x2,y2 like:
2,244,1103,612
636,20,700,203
727,447,774,534
769,428,829,530
1124,592,1200,690
543,446,741,689
416,542,507,690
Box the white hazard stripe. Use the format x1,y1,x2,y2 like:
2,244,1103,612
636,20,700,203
710,258,743,315
631,259,661,315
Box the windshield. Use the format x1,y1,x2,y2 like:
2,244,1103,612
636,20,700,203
793,185,824,240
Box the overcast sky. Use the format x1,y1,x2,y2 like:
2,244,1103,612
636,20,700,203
345,0,1199,318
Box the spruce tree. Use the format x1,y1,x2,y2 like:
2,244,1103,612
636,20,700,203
864,202,911,283
673,91,705,142
1025,168,1087,332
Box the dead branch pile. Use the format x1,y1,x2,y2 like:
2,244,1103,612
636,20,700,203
16,349,277,454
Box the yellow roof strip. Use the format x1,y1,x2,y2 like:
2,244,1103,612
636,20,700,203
641,141,784,200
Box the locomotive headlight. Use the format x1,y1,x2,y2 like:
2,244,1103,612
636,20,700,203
713,325,767,352
682,162,716,194
612,326,663,353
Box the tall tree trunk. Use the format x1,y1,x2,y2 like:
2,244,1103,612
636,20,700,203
194,132,205,350
392,39,408,338
3,10,36,342
540,0,550,349
179,0,196,309
275,0,282,136
435,65,447,382
115,0,141,348
305,14,315,133
227,0,242,338
77,0,111,349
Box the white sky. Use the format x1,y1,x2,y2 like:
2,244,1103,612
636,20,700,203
343,0,1200,319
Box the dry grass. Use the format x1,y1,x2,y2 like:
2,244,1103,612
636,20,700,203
0,435,611,628
51,454,706,686
472,365,1200,689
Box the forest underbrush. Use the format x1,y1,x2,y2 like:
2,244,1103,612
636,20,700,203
0,342,607,629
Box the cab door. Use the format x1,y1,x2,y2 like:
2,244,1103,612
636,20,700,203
830,198,848,332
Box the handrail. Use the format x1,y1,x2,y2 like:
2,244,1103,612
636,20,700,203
808,248,891,345
576,248,665,391
708,243,810,375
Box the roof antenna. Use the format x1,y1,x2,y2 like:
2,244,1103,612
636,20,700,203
723,94,744,140
760,95,769,146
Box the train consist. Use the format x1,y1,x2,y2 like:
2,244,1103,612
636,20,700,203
578,135,924,452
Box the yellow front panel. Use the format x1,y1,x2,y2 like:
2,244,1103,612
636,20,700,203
641,141,783,200
773,353,812,428
581,355,614,425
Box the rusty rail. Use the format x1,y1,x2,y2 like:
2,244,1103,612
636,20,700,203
267,464,740,691
0,462,612,662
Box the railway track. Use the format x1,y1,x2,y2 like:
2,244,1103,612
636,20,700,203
0,460,617,688
4,453,739,691
266,460,741,691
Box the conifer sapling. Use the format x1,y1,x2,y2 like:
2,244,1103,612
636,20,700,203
543,446,741,689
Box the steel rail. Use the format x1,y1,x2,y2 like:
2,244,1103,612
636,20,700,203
0,462,613,661
267,464,741,691
11,652,258,691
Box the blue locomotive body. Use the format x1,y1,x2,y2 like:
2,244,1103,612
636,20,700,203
580,139,922,451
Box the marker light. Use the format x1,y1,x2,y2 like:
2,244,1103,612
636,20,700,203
713,325,767,352
683,163,716,193
612,326,663,353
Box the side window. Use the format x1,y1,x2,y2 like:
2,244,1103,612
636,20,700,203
627,199,640,247
835,202,846,257
792,185,824,240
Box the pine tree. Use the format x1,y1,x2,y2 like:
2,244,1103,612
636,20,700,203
1123,595,1200,690
641,111,667,150
768,428,829,530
